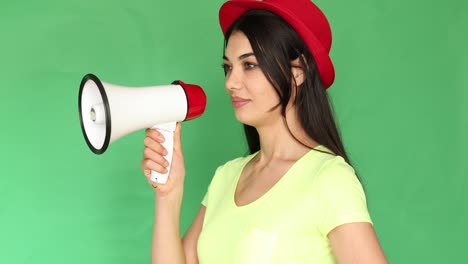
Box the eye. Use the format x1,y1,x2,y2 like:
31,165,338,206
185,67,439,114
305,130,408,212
244,62,258,70
221,63,232,74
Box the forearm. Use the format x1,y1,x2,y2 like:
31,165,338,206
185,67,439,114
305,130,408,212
151,191,185,264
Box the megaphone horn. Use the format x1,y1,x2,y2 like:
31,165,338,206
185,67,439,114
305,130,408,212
78,73,206,184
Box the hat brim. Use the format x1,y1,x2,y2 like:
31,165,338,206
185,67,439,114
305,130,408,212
219,1,335,88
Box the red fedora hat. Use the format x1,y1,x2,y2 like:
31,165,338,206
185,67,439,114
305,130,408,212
219,0,335,89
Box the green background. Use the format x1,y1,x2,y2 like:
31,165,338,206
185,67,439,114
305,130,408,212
0,0,466,263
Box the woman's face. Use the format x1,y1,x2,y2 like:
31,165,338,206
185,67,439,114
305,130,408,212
223,31,282,127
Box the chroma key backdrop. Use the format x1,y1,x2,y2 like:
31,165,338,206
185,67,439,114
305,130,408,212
0,0,466,263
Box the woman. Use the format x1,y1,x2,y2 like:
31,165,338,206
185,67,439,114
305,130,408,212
141,0,388,263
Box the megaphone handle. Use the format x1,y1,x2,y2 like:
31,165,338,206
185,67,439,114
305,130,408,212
150,122,177,184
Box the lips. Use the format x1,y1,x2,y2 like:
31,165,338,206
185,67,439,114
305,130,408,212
231,96,250,108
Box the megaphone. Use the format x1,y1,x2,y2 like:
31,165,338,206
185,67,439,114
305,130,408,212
78,73,206,184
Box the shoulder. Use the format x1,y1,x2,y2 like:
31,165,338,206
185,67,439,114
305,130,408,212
291,147,354,183
311,155,372,235
220,153,255,170
209,153,256,187
313,155,362,194
289,150,363,201
202,153,255,207
213,153,255,176
317,154,356,178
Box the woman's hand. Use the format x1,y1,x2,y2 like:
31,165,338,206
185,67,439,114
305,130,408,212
141,122,185,196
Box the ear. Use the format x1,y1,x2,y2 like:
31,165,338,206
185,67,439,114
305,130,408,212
291,56,305,87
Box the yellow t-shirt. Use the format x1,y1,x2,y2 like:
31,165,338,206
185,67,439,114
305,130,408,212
197,146,372,264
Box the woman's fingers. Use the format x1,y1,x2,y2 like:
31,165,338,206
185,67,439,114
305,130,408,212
145,128,165,142
141,123,186,193
143,147,169,167
143,136,167,156
141,157,168,175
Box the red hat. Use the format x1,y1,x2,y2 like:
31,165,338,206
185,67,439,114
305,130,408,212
219,0,335,89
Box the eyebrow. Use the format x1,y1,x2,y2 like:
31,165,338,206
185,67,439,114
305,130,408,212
223,52,255,61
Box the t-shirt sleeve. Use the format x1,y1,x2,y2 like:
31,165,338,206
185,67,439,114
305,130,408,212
315,157,372,236
201,165,224,207
201,185,210,207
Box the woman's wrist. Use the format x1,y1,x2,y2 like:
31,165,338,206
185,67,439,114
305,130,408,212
155,187,184,207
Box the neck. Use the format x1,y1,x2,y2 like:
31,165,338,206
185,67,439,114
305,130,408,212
253,108,318,163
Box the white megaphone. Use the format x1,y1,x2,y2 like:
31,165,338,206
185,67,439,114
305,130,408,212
78,73,206,184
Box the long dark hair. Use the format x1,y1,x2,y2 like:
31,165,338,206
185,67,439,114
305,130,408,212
224,10,354,168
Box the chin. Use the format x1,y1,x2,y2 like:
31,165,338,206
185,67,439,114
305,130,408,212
234,112,257,127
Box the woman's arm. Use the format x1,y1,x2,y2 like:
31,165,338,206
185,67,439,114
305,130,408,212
182,206,206,264
141,123,201,264
150,193,206,264
328,222,388,264
151,192,186,264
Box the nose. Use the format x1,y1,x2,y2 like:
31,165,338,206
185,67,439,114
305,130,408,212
225,68,242,92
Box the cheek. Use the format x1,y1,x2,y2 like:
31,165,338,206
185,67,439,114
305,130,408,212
251,88,280,112
239,70,281,112
246,72,278,99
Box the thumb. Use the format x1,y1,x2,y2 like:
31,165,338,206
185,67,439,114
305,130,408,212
173,122,182,153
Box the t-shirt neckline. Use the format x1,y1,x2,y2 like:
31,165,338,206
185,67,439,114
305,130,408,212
231,145,327,209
